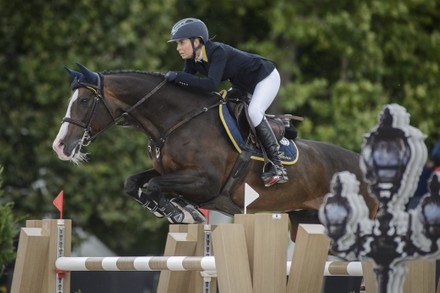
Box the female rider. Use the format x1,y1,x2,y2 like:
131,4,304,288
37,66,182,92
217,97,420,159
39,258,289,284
165,18,288,187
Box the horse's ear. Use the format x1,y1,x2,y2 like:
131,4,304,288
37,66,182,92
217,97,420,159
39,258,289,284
64,66,84,90
64,66,82,79
76,63,98,85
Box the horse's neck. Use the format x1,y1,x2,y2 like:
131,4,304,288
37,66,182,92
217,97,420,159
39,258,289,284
141,86,215,133
106,74,215,139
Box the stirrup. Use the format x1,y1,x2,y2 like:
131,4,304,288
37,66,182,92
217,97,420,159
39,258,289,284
276,166,289,184
261,163,288,187
262,174,280,187
261,163,280,187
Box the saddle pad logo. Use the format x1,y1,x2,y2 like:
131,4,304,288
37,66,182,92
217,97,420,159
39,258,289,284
280,137,290,146
219,104,299,165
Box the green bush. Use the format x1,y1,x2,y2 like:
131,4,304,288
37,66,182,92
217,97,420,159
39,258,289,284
0,166,17,280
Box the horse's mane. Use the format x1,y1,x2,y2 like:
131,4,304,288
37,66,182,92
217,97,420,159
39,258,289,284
102,69,220,100
102,70,164,78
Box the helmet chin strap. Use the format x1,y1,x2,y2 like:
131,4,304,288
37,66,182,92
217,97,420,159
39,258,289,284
190,38,203,59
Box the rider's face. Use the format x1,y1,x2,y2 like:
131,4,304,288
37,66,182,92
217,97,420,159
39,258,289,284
176,38,199,60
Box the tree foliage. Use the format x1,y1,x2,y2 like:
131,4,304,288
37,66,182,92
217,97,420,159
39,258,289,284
1,0,439,255
0,166,18,280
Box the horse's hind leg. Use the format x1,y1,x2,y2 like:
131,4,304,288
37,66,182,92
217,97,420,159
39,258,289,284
287,209,320,242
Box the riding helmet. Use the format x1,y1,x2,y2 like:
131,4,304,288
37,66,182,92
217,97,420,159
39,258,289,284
169,18,209,43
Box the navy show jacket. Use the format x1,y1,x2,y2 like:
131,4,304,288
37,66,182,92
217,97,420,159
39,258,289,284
174,41,275,94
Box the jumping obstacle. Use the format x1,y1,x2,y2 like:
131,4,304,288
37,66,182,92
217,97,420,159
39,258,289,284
55,256,217,272
11,214,436,293
55,256,364,276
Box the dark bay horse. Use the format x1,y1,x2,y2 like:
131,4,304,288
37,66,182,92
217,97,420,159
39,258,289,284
52,64,378,240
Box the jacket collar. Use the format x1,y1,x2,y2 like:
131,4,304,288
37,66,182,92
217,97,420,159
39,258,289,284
195,45,208,62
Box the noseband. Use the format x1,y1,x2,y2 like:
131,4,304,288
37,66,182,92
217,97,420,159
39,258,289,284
62,77,167,147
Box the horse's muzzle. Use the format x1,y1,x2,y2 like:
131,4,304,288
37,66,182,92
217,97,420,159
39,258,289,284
53,140,70,161
52,139,82,162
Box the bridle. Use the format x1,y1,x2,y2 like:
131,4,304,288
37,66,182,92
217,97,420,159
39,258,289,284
61,73,223,162
62,76,167,147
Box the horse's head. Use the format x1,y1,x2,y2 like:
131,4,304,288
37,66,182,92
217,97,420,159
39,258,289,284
52,64,115,164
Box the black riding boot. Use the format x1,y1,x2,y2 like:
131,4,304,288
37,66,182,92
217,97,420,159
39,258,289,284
255,118,288,187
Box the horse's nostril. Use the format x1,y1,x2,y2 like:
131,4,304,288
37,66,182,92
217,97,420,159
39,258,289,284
53,140,64,152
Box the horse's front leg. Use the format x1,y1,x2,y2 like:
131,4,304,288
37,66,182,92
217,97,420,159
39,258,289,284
125,169,207,224
146,169,217,223
124,169,166,218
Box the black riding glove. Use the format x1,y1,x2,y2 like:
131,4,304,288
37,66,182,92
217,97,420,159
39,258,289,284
165,71,178,82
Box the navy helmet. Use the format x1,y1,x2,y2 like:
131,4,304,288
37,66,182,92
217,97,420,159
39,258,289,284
169,18,209,43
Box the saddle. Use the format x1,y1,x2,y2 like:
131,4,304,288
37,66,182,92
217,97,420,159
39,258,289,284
201,89,302,215
224,88,301,143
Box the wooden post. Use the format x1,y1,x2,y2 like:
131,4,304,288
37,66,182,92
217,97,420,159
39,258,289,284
286,224,330,293
157,225,196,293
234,214,256,273
157,224,217,293
212,224,253,293
363,259,436,293
236,213,289,293
11,219,71,293
186,224,217,293
362,260,376,293
403,260,435,293
41,219,72,293
10,227,49,293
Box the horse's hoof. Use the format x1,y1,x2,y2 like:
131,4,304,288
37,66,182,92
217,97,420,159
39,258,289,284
167,212,185,224
186,207,206,223
170,197,206,224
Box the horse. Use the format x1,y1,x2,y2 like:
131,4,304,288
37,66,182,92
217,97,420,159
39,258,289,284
52,64,378,241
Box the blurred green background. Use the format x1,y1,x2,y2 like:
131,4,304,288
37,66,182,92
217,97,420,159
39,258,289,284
1,0,439,268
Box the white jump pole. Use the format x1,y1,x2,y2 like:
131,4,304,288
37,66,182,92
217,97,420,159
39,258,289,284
56,256,363,276
56,256,216,272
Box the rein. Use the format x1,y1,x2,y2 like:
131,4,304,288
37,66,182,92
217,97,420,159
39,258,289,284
151,99,224,159
123,79,167,115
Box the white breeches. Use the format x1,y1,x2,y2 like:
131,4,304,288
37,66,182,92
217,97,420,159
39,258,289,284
248,69,281,127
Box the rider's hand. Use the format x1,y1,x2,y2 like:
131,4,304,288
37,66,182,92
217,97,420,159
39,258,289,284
165,71,178,82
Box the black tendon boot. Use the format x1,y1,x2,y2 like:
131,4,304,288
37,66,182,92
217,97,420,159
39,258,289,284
255,118,288,187
134,191,165,219
135,191,184,223
158,197,185,223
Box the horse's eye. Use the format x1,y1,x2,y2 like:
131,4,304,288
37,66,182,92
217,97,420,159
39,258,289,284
80,97,89,104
